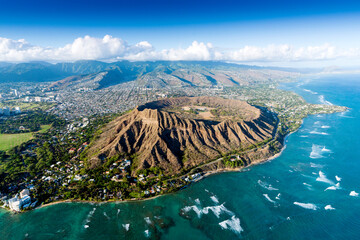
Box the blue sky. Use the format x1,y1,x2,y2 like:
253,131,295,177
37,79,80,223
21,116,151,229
0,0,360,66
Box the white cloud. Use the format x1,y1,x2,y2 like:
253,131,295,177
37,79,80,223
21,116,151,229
0,35,359,64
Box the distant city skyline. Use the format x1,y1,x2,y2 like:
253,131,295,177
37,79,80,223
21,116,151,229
1,0,360,67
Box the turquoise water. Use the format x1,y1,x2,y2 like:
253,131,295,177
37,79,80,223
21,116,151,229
1,74,360,240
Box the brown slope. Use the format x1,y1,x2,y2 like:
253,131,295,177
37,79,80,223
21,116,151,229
86,97,276,175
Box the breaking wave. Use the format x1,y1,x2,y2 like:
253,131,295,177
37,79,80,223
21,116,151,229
319,95,333,105
316,171,335,185
263,194,276,203
324,205,335,210
350,191,359,197
257,180,279,191
310,130,329,135
210,195,220,204
183,203,233,219
83,207,96,228
303,89,318,94
293,202,318,210
122,224,130,231
144,217,152,225
144,230,151,238
310,145,330,159
219,216,243,234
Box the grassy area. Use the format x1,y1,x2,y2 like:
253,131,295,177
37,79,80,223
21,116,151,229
0,124,51,151
0,101,56,111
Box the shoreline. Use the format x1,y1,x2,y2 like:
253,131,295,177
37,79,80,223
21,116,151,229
6,131,293,213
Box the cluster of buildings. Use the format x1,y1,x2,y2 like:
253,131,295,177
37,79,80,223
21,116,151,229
0,106,21,116
2,189,34,212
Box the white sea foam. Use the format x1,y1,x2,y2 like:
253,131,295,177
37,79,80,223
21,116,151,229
319,95,333,105
286,217,291,220
202,204,234,218
321,147,331,152
219,216,243,234
350,191,359,197
321,125,330,129
210,195,220,204
303,182,312,187
316,171,335,185
310,162,323,168
293,202,318,210
183,205,203,218
275,193,281,200
103,212,110,220
144,230,151,238
263,194,276,203
144,217,152,225
335,176,342,182
325,186,337,191
84,207,96,227
325,205,335,210
310,145,325,159
303,89,318,94
122,224,130,231
84,225,89,229
310,131,329,135
257,180,279,191
183,203,233,219
194,198,201,205
117,209,121,217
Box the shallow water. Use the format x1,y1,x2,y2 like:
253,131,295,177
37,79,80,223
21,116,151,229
1,74,360,239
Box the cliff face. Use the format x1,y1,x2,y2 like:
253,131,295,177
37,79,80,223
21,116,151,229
87,97,277,174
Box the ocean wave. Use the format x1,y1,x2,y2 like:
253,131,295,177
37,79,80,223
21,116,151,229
263,194,276,203
350,191,359,197
310,145,324,159
319,95,333,105
219,216,243,234
183,205,202,218
202,204,234,218
83,207,96,228
310,162,324,168
103,212,110,220
183,203,233,219
122,224,130,231
275,193,281,200
310,130,329,135
144,217,152,225
321,125,330,129
144,230,151,238
310,145,331,159
210,195,220,204
324,205,335,210
303,89,318,94
293,202,318,210
257,180,279,191
194,198,201,205
316,171,335,185
335,175,342,182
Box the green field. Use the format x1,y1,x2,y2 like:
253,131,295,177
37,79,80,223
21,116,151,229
0,124,51,151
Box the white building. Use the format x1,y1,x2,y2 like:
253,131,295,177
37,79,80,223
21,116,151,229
8,190,32,211
14,107,21,114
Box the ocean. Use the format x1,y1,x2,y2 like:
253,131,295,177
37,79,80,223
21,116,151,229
1,74,360,240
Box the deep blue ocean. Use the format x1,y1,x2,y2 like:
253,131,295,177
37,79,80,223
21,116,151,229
1,74,360,240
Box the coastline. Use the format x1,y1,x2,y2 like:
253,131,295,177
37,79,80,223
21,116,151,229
11,130,294,213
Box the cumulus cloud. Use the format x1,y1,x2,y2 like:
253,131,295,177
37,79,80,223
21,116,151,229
0,35,359,63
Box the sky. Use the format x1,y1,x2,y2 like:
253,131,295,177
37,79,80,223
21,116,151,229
0,0,360,67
